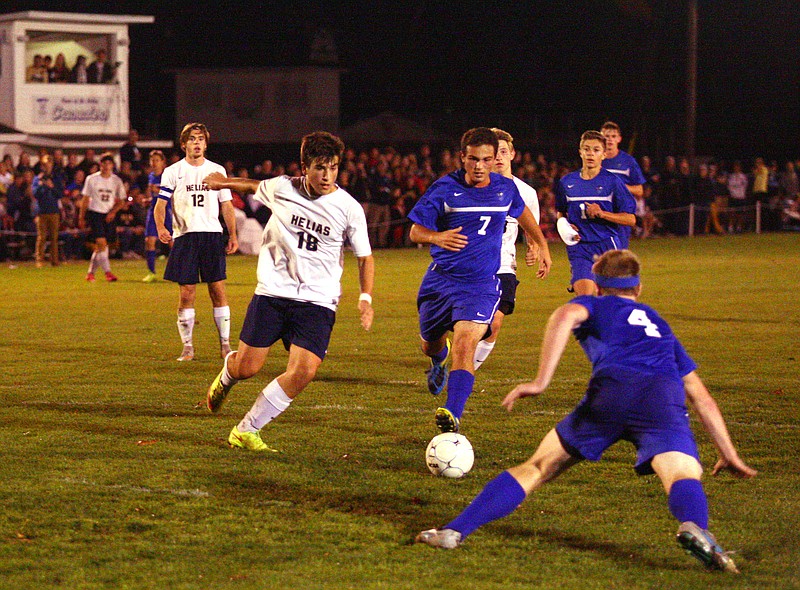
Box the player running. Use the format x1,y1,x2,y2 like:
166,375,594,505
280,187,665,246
416,249,757,574
409,127,551,434
556,130,636,296
203,131,374,452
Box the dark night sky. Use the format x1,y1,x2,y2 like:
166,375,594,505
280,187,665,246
5,1,800,160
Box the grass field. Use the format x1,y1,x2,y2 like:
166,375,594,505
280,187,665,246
1,233,799,589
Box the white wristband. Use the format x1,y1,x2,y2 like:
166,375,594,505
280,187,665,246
557,217,580,246
359,293,372,305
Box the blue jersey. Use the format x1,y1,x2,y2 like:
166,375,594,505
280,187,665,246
148,172,164,212
408,169,525,282
555,169,635,243
571,295,696,383
602,151,646,187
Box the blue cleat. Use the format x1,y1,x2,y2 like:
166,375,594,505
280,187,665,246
426,338,450,396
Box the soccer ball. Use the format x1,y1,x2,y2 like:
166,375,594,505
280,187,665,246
426,432,474,479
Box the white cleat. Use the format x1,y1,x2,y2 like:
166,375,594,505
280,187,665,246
415,528,462,549
177,346,195,362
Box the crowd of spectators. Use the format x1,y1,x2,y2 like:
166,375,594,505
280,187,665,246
1,140,799,263
26,49,116,85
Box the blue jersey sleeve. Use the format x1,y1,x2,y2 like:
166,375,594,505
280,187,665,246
507,179,525,218
673,339,697,377
612,176,636,214
555,178,568,214
408,181,446,230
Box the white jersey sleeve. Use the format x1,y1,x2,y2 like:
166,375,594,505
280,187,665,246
498,177,539,274
253,176,372,310
83,172,126,214
159,159,232,238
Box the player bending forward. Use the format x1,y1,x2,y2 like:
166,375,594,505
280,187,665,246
204,131,374,451
416,249,756,574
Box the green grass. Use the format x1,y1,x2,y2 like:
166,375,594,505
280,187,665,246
1,233,798,589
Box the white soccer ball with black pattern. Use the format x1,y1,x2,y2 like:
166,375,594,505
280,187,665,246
426,433,474,478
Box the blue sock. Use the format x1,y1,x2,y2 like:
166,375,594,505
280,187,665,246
446,471,526,538
430,342,448,364
668,478,709,529
146,250,156,273
444,369,474,419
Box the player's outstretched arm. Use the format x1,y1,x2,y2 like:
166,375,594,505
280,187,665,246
409,223,467,252
503,303,589,411
517,207,551,278
204,172,260,195
356,255,374,331
683,371,758,479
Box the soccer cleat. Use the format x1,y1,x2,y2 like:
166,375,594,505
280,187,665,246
228,426,278,452
105,271,118,282
86,272,96,282
415,528,462,549
425,338,451,395
177,345,194,362
676,521,740,574
207,352,236,413
142,272,157,283
435,407,460,433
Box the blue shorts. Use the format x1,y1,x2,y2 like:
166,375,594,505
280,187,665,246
86,210,114,241
239,295,335,360
497,273,519,316
145,202,172,238
566,238,623,284
417,265,500,343
555,369,700,475
163,232,226,285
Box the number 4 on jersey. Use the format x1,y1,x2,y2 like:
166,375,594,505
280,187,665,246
627,309,662,338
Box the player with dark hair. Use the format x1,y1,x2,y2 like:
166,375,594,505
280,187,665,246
155,122,238,361
556,130,636,296
203,131,374,452
472,128,541,370
78,153,127,282
409,127,551,434
600,121,647,248
142,150,169,283
416,249,757,574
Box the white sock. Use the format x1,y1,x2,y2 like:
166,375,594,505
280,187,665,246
238,379,293,432
88,251,97,274
98,249,111,273
177,308,195,347
473,340,496,371
220,351,238,387
213,306,231,346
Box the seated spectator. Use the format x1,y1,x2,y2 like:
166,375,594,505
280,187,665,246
115,187,147,258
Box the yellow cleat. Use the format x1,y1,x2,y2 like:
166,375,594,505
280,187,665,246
228,426,278,452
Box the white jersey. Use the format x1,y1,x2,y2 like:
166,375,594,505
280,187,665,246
498,176,539,275
158,158,232,238
82,172,126,214
252,175,372,311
